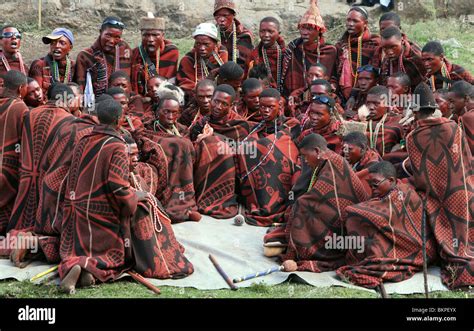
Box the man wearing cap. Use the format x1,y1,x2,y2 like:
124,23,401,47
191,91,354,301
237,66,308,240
74,16,131,97
0,26,28,87
281,0,337,98
406,82,474,291
130,14,179,95
213,0,253,70
177,22,228,96
29,28,75,95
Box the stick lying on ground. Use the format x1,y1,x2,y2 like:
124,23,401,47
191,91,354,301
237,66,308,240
128,271,161,295
233,265,284,283
209,254,238,291
30,265,59,282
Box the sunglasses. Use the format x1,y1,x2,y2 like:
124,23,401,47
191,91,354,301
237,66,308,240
312,95,332,106
369,178,388,189
357,65,380,75
1,32,22,39
102,19,126,29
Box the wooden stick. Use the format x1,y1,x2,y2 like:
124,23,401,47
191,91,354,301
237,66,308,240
378,283,389,299
233,266,284,283
209,254,238,291
30,265,58,282
128,271,161,295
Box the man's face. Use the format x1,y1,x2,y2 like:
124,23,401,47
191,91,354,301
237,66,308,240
379,20,397,34
299,24,319,44
308,103,331,130
211,91,233,119
386,77,408,97
110,77,131,95
368,172,393,198
259,21,279,48
243,87,262,112
300,147,319,169
1,27,22,54
69,86,82,114
112,93,129,114
259,96,280,122
50,36,72,61
306,66,326,87
128,143,139,172
194,35,217,59
24,81,44,107
214,8,235,31
310,84,330,97
157,99,180,128
196,85,215,112
381,36,403,60
422,52,443,75
146,77,164,101
434,92,451,118
366,94,388,121
357,71,377,93
99,27,123,54
346,11,366,37
141,29,164,54
343,142,364,165
447,91,466,115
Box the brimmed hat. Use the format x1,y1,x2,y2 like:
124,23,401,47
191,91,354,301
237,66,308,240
42,28,74,45
192,23,219,42
213,0,236,15
298,0,326,33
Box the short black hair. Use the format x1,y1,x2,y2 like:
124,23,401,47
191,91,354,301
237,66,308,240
196,79,216,91
218,61,244,81
242,78,262,95
214,84,236,102
349,6,368,20
389,72,411,88
379,12,401,27
367,85,389,101
97,99,123,125
109,70,131,83
368,161,397,179
342,131,368,149
3,70,27,90
27,77,36,84
106,87,126,97
449,80,473,98
422,41,444,56
260,17,280,30
299,133,328,151
259,88,280,100
434,88,449,98
48,83,74,101
381,25,402,40
311,79,332,92
248,63,269,80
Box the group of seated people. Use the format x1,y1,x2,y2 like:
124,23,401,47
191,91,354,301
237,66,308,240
0,0,473,294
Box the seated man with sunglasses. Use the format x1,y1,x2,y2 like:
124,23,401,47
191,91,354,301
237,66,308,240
345,64,379,119
0,26,28,87
74,17,131,99
336,161,437,290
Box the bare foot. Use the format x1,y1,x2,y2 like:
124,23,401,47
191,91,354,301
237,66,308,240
10,233,36,268
60,265,82,294
79,270,95,288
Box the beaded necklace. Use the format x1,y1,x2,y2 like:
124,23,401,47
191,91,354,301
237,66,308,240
153,120,181,137
0,50,26,75
262,42,283,89
429,61,451,92
369,113,388,156
130,172,163,233
390,49,406,76
139,45,160,83
194,50,224,83
302,39,321,88
347,34,363,87
307,165,320,192
51,55,72,83
240,119,278,180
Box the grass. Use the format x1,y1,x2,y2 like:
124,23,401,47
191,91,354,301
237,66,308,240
0,278,472,299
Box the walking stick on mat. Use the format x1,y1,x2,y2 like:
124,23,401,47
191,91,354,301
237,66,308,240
233,266,284,283
209,254,238,290
129,271,161,295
